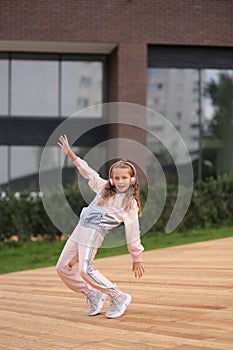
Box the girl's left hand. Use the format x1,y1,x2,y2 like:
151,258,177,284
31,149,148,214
132,261,145,278
58,134,70,154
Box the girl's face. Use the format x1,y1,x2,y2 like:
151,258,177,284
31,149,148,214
111,168,132,193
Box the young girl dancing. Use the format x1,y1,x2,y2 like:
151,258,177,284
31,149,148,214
56,135,145,318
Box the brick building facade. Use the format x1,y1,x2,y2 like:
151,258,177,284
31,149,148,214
0,0,233,188
1,0,232,106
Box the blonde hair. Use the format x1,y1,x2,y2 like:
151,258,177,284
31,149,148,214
98,160,141,215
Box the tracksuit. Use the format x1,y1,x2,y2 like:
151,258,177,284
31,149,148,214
56,157,144,297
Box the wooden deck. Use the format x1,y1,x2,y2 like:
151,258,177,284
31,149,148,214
0,237,233,350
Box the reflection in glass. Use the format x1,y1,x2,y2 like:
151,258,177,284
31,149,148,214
0,146,68,190
147,68,233,180
11,60,59,116
0,60,8,115
1,55,105,190
147,68,199,166
11,146,62,178
61,61,103,117
203,69,233,177
11,146,45,180
0,146,8,185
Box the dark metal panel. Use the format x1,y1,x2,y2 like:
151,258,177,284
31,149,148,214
0,52,9,59
0,117,108,146
11,53,60,60
10,52,107,61
148,45,233,69
61,54,107,61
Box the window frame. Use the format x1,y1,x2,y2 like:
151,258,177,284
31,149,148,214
0,52,108,146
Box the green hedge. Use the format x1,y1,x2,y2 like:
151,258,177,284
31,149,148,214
147,174,233,232
0,175,233,241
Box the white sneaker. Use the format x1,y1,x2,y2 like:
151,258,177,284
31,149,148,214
86,289,107,316
105,292,132,318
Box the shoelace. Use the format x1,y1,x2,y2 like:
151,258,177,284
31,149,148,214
109,295,121,312
85,294,98,309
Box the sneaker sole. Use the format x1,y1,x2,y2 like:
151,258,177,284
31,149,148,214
88,294,108,316
106,293,132,318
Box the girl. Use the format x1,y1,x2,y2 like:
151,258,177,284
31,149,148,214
56,135,145,318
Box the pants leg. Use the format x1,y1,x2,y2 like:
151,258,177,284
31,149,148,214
77,226,119,297
56,238,92,296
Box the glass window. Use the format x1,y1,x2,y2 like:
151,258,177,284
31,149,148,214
147,67,233,180
11,60,59,116
11,146,62,178
1,54,106,190
0,146,8,186
202,69,233,177
2,56,104,118
80,76,91,87
9,146,62,190
11,146,43,180
147,68,199,159
0,60,8,115
61,61,103,117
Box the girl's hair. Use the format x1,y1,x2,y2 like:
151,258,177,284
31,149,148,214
98,160,141,215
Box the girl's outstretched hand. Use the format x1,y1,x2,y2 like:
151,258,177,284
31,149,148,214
132,261,145,278
58,134,70,154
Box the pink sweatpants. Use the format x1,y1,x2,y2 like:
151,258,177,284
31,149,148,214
56,224,119,297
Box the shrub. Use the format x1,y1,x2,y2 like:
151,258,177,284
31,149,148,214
0,174,233,241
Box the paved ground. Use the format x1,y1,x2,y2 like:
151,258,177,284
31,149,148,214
0,237,233,349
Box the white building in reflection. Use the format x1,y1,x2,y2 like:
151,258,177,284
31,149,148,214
147,68,204,164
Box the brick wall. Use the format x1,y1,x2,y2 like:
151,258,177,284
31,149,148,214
0,0,232,117
0,0,232,46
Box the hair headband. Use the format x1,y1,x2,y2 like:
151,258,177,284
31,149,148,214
109,160,137,186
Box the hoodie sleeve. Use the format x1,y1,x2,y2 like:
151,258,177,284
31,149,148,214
73,157,107,193
123,200,144,262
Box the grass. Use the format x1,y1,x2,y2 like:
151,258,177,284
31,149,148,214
0,226,233,274
0,240,66,274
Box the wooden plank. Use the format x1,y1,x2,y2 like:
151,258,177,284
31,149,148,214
0,237,233,349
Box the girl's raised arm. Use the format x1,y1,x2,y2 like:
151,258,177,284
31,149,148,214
58,134,77,161
58,134,107,192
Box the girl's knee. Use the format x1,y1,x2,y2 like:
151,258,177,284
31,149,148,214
79,264,91,280
56,260,67,275
80,270,86,281
56,263,62,275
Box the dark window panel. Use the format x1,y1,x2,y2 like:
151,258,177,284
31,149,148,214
148,45,233,69
0,117,108,146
